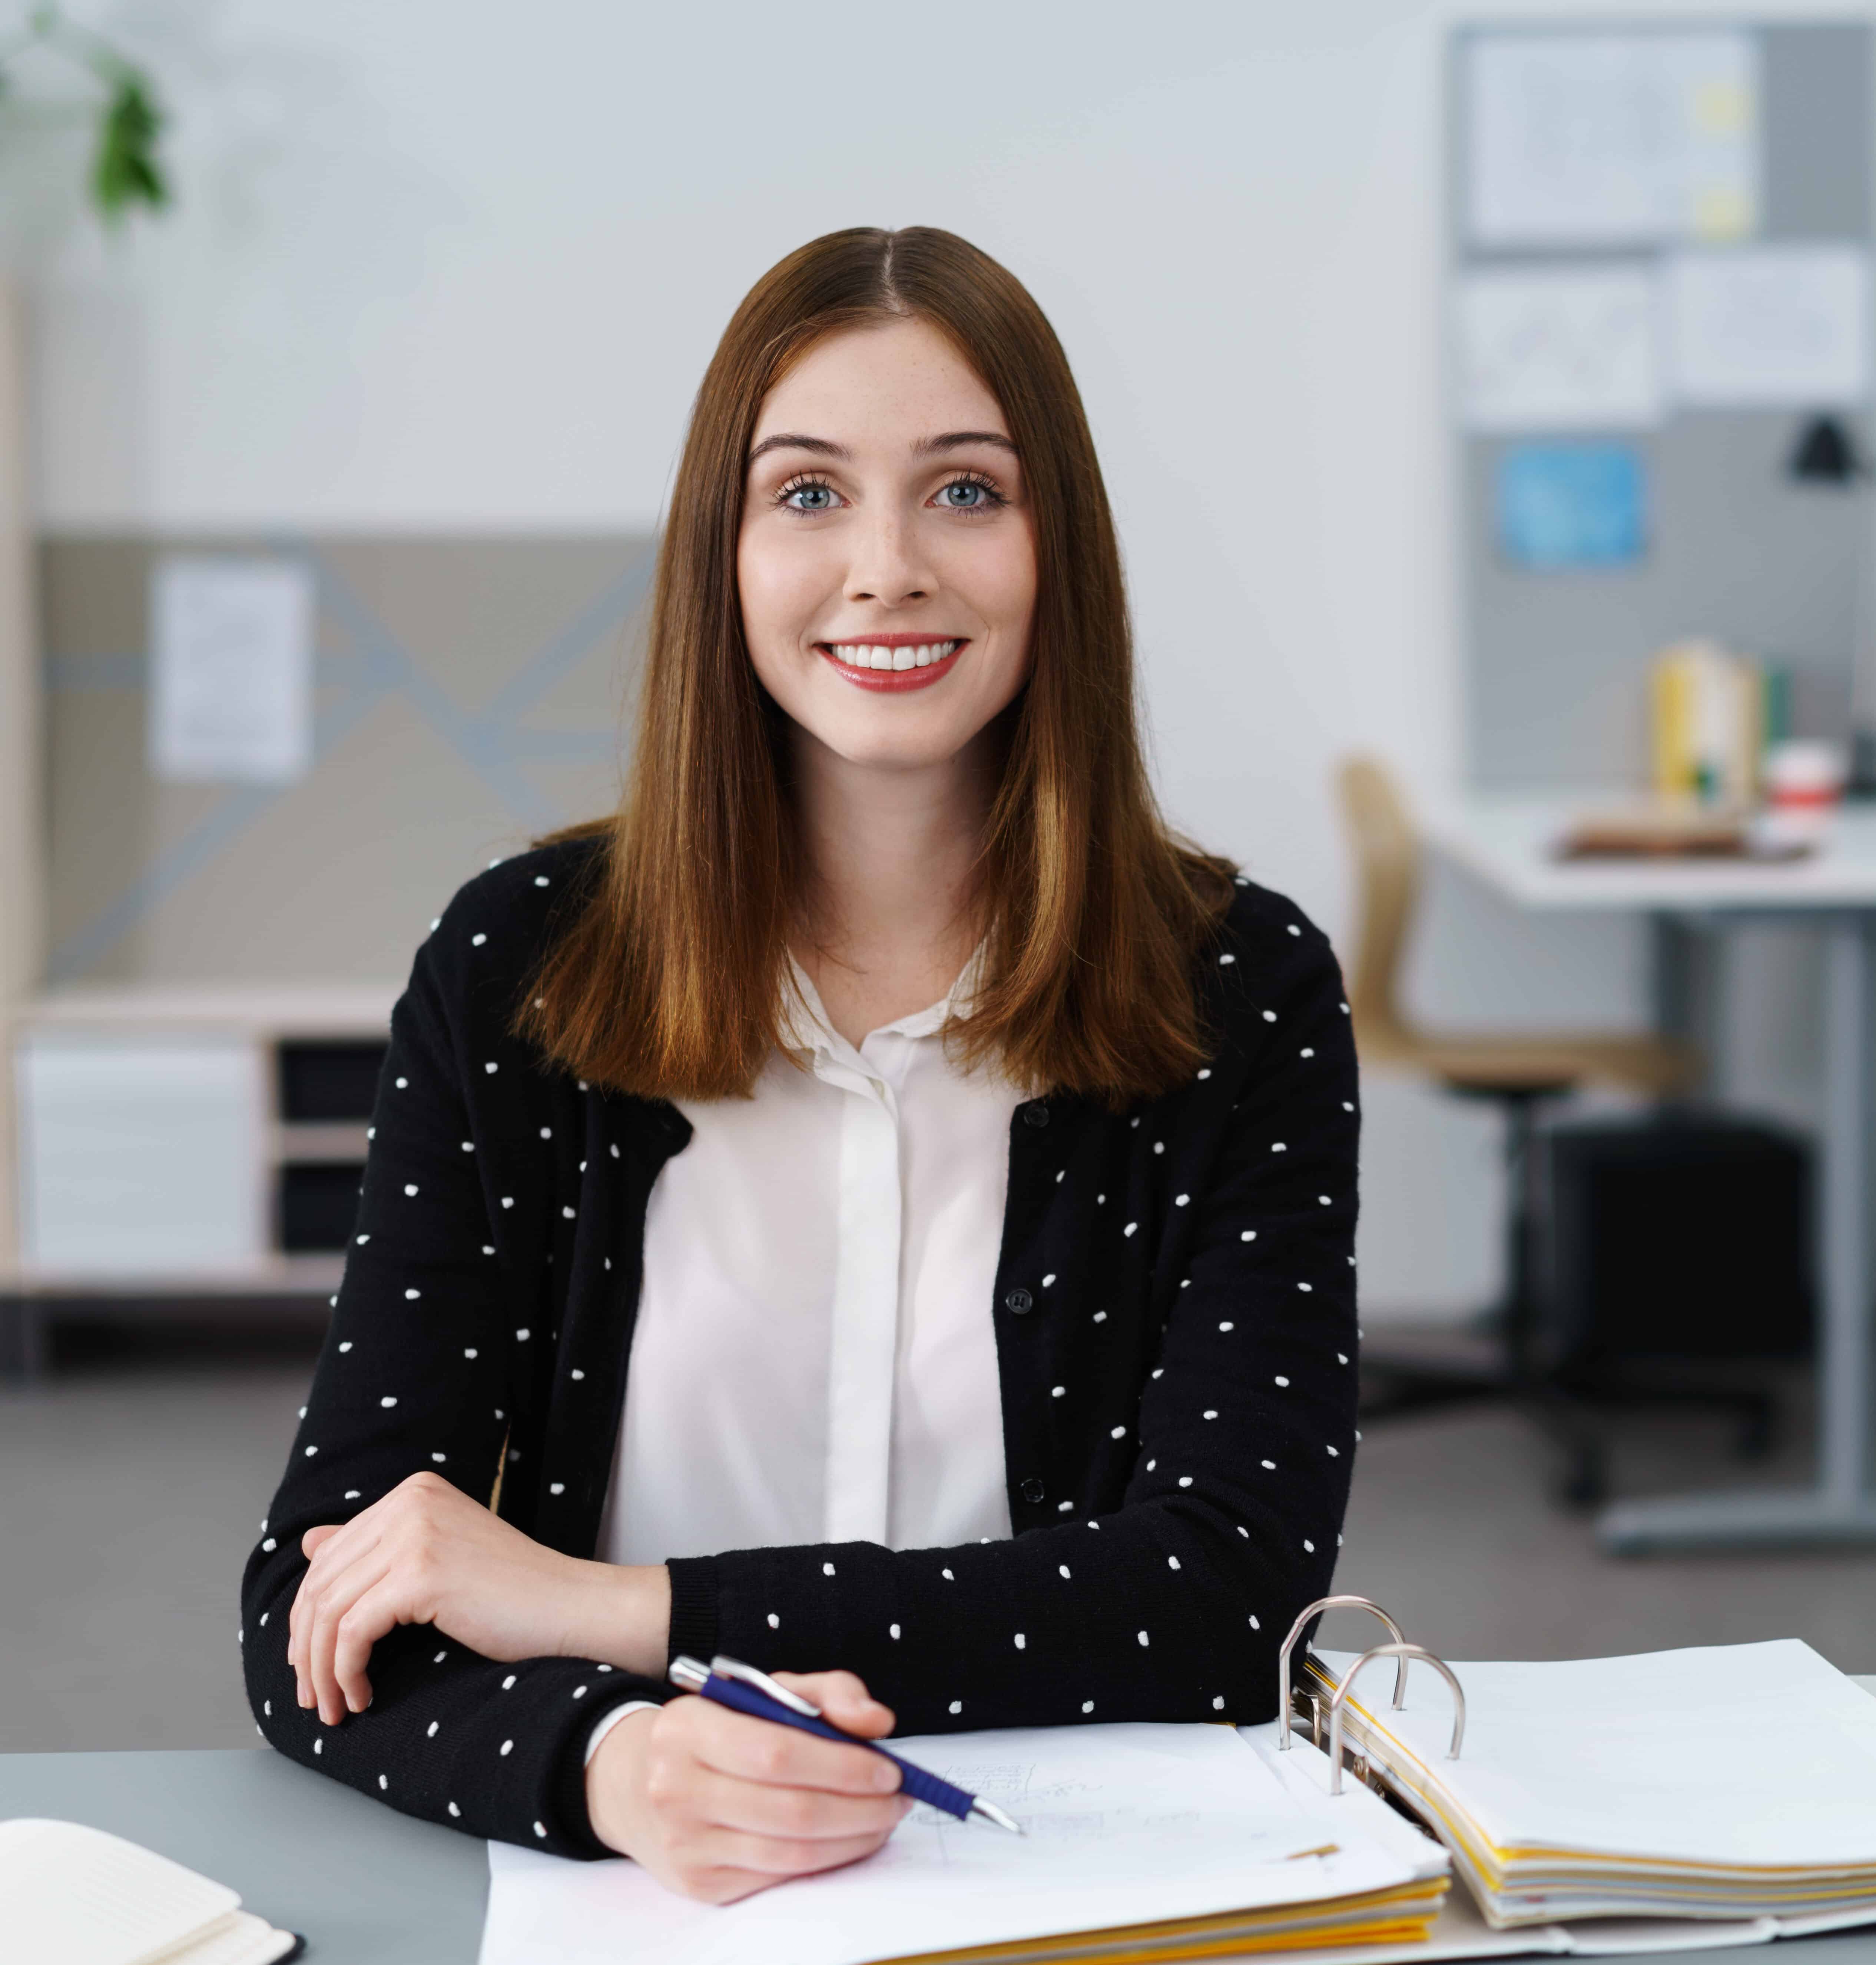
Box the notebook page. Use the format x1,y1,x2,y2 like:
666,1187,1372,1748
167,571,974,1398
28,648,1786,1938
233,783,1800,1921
481,1721,1428,1965
0,1817,240,1965
153,1908,302,1965
1317,1640,1876,1868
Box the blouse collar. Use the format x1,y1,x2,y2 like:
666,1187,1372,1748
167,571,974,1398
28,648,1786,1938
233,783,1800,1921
779,943,987,1060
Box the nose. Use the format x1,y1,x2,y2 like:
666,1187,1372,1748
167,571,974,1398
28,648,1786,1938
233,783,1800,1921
845,504,935,608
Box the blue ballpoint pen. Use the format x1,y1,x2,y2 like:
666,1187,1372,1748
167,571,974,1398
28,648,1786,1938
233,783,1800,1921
669,1654,1024,1834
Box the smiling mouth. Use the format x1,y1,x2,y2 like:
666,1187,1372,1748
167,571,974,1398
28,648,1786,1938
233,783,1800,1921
818,638,966,692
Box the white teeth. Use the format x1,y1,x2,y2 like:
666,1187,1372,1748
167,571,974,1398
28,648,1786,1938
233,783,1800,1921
829,639,959,668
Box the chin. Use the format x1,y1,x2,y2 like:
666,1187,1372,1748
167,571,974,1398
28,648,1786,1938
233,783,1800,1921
816,708,977,772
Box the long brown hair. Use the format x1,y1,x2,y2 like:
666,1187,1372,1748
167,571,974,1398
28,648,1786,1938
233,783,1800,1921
521,226,1234,1109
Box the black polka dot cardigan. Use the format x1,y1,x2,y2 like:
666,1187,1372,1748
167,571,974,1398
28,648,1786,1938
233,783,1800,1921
241,838,1361,1859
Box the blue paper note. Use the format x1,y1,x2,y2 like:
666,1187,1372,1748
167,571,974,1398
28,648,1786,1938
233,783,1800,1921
1496,441,1646,570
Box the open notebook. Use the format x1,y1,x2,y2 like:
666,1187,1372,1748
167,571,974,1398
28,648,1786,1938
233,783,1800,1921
1299,1636,1876,1936
0,1817,299,1965
481,1720,1451,1965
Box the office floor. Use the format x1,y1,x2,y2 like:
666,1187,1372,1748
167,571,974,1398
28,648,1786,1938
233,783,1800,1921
3,1321,1873,1754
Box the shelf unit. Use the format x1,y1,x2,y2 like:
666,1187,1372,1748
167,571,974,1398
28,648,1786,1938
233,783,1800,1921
3,982,397,1375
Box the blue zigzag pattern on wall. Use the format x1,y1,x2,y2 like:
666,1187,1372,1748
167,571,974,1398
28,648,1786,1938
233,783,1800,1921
44,538,656,982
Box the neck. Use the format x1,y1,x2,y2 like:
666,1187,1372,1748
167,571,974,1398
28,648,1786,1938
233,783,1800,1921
789,724,1001,1038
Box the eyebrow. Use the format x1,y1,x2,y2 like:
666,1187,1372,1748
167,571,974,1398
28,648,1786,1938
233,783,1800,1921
746,429,1018,466
918,430,1017,456
748,433,850,464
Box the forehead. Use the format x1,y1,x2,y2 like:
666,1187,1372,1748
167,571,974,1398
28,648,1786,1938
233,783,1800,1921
752,318,1008,448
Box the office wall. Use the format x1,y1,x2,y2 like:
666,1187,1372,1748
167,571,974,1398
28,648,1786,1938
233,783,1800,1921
32,0,1852,1315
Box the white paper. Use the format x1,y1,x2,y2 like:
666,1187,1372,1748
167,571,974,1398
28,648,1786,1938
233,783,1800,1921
1458,266,1663,431
1319,1640,1876,1872
479,1722,1438,1965
149,555,314,784
1466,33,1759,248
1666,247,1870,407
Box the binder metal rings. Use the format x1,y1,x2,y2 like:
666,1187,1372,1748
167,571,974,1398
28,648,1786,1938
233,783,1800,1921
1327,1641,1465,1796
1277,1594,1408,1751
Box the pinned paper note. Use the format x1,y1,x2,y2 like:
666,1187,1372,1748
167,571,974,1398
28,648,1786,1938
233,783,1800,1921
1666,247,1871,408
1458,267,1662,432
1466,32,1760,247
149,556,315,784
1496,442,1646,570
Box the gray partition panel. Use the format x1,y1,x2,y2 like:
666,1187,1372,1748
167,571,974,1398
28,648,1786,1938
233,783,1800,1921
39,534,655,985
1453,21,1876,789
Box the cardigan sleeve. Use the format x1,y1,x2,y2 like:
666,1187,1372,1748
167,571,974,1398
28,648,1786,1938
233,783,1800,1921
239,890,670,1859
656,913,1359,1739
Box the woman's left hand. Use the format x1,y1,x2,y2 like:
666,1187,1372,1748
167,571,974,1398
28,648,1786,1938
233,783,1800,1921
286,1471,670,1725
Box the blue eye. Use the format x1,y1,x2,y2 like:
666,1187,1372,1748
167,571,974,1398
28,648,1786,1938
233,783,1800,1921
785,482,836,512
941,480,987,509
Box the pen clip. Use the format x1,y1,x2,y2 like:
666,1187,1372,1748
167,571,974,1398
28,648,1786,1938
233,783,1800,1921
667,1652,825,1718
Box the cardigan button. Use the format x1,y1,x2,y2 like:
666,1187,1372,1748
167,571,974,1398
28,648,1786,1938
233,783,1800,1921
1021,1477,1046,1504
1005,1288,1033,1316
1021,1102,1050,1128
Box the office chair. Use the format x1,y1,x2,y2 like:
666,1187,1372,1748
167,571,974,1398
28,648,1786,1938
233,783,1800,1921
1337,756,1752,1504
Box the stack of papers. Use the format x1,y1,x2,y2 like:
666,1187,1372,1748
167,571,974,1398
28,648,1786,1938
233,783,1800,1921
1304,1640,1876,1931
0,1817,298,1964
482,1721,1449,1965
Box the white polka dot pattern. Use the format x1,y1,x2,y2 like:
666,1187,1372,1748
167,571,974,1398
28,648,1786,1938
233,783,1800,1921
239,844,1357,1858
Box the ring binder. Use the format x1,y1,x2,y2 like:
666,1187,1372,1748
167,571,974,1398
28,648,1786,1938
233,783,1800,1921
1327,1642,1466,1796
1277,1594,1408,1751
1290,1625,1876,1944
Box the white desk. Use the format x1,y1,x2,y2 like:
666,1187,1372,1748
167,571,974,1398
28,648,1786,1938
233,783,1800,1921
1427,794,1876,1554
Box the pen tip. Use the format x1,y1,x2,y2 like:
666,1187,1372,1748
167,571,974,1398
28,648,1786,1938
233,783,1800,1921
973,1799,1024,1835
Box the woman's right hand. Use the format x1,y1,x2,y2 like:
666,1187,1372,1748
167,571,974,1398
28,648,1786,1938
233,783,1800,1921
584,1670,915,1903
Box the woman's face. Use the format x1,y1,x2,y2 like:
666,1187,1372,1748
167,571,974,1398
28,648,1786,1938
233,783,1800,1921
737,317,1037,771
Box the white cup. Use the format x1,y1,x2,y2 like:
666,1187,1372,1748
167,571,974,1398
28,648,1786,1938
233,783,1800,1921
1761,739,1847,843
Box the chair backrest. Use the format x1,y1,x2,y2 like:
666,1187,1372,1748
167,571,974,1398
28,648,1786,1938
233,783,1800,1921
1336,755,1421,1058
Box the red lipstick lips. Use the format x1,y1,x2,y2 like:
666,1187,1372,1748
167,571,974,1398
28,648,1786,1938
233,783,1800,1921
818,635,967,693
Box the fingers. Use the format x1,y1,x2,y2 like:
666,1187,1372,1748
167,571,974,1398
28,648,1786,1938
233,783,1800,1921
683,1763,914,1842
696,1826,902,1880
686,1698,903,1798
588,1696,912,1906
328,1579,405,1718
289,1514,384,1691
772,1670,897,1739
300,1544,395,1724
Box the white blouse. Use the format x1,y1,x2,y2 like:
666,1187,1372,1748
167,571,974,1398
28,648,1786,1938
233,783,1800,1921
596,955,1020,1573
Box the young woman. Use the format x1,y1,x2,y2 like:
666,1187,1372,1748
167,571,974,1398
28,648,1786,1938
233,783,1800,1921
243,226,1360,1905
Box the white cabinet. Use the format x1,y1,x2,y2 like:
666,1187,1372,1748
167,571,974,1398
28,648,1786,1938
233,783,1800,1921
6,983,394,1294
18,1034,263,1274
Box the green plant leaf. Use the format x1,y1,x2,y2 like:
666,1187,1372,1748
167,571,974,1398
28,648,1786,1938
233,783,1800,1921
91,72,167,220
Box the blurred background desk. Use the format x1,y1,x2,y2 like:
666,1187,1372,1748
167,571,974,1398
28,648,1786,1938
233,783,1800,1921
1429,794,1876,1555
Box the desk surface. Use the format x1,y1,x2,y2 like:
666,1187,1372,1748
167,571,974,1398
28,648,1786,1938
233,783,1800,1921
1429,794,1876,911
9,1709,1876,1965
0,1746,485,1964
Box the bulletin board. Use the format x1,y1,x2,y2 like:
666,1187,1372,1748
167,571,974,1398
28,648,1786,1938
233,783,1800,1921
39,534,654,987
1450,20,1876,788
